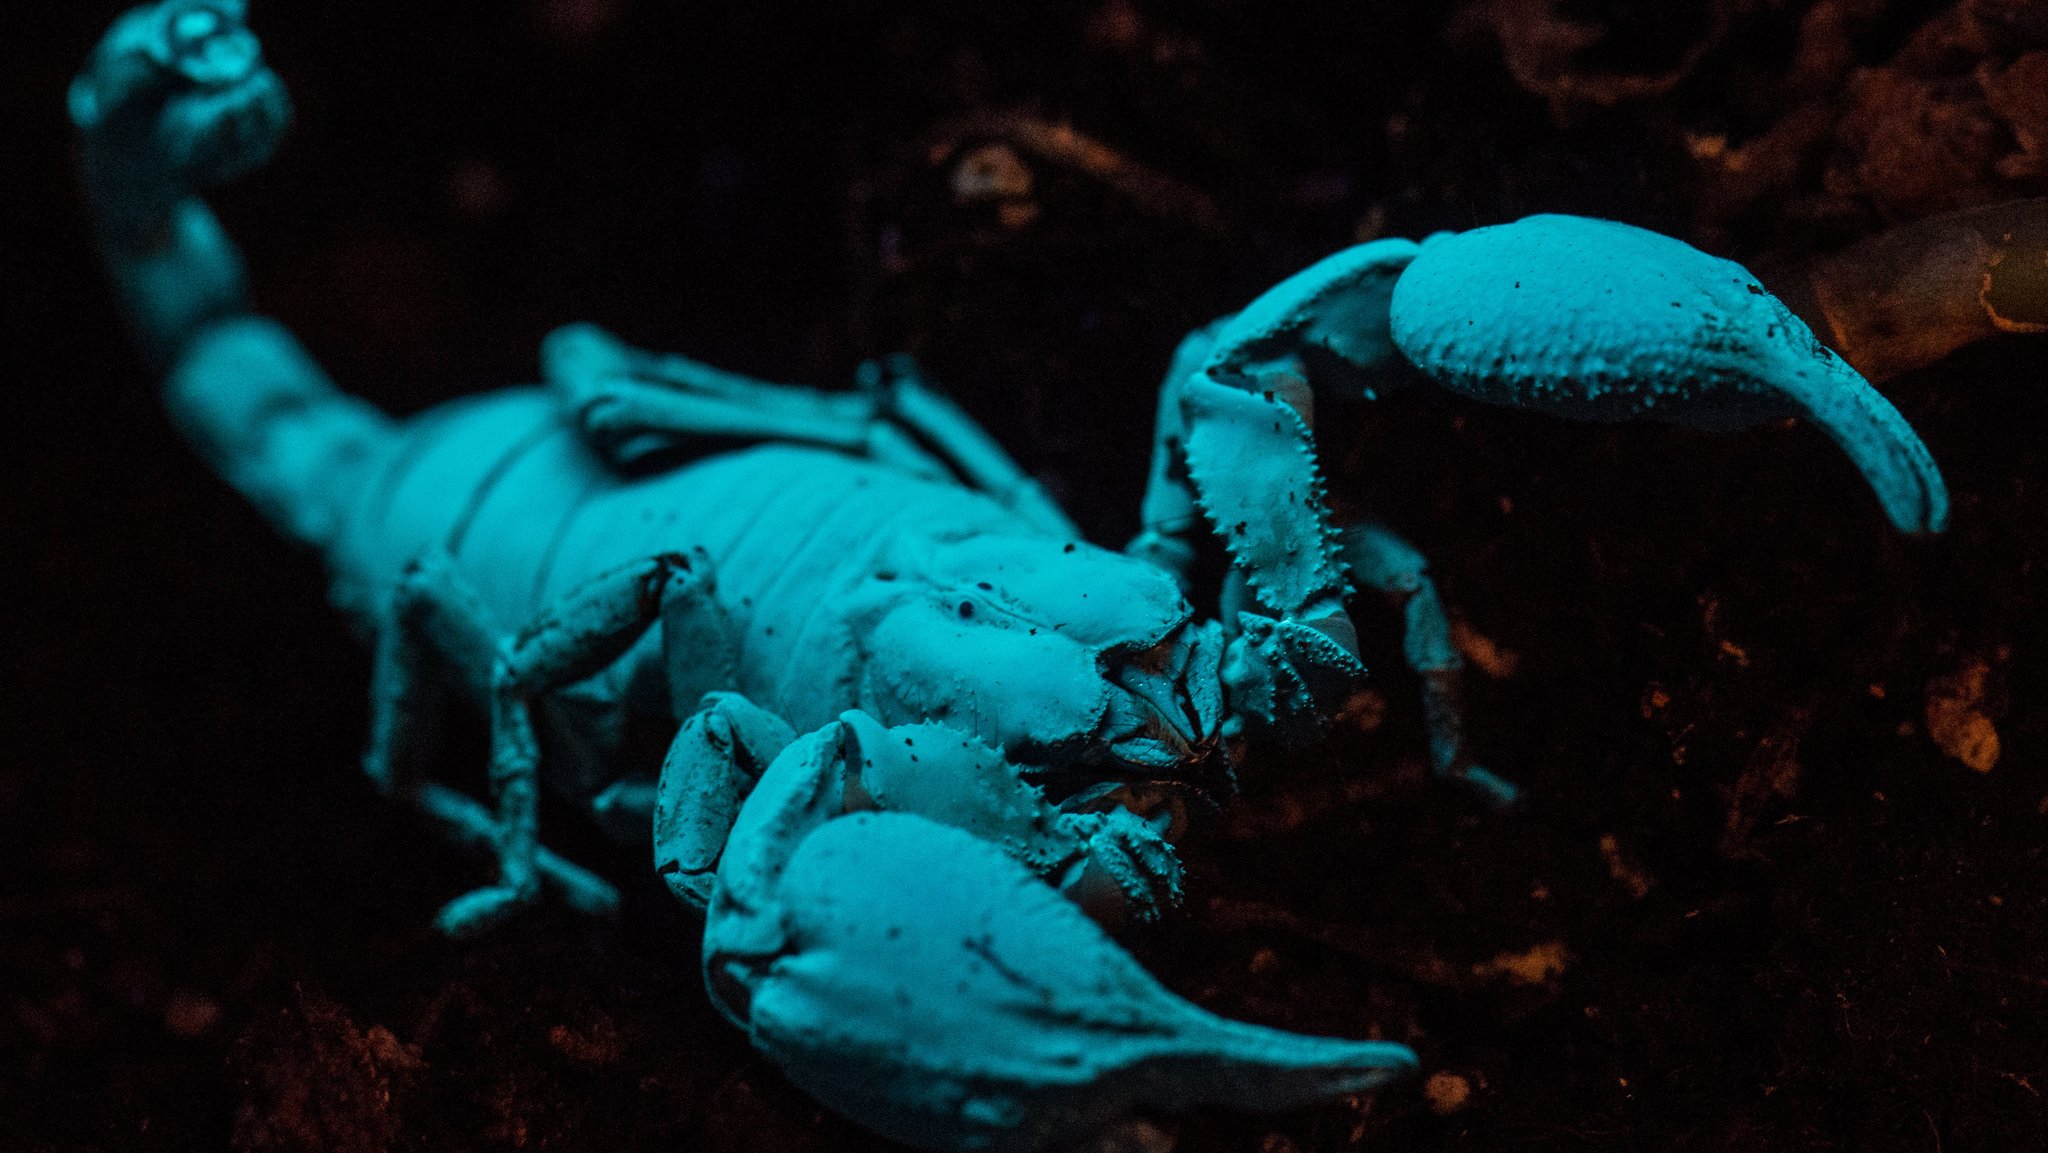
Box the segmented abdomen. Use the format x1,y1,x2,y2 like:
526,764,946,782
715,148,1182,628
331,388,1031,733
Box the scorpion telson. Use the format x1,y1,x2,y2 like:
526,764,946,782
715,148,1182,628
72,2,1950,1150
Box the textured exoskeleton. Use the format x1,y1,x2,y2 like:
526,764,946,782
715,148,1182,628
1131,218,1952,806
72,4,1412,1150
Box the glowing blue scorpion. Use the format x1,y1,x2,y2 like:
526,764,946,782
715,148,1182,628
71,3,1947,1150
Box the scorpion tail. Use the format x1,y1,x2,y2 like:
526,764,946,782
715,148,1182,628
72,3,397,553
716,810,1414,1153
165,315,397,552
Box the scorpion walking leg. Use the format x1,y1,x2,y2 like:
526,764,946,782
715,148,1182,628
431,549,737,936
541,323,920,463
1336,524,1520,808
365,552,623,927
370,550,730,934
363,557,477,800
584,552,750,837
853,355,1078,536
542,323,954,485
543,324,1077,533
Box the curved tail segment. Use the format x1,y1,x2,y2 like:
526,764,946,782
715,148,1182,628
74,2,398,551
72,0,289,367
167,318,394,551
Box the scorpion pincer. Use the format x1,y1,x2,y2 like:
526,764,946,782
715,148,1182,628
71,3,1411,1150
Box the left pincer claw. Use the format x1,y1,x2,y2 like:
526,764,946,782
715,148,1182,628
699,722,1411,1153
712,810,1413,1153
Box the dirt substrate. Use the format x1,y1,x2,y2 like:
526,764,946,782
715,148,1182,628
4,2,2045,1150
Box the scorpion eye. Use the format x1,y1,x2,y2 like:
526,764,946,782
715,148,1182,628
957,601,975,619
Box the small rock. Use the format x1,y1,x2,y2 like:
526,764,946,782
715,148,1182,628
1337,688,1387,733
1450,622,1519,679
547,1012,622,1065
1925,658,2001,772
163,988,221,1038
1599,834,1655,898
1423,1071,1472,1115
952,144,1034,204
1472,941,1570,987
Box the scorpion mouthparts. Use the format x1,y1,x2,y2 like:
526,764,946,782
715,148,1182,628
1103,637,1219,770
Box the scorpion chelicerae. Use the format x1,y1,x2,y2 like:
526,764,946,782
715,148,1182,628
71,3,1951,1151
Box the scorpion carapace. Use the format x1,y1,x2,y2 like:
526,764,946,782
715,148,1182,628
73,2,1954,1150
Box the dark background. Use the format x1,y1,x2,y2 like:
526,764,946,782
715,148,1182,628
4,1,2046,1150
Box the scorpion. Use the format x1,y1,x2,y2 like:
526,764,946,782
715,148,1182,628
70,3,1950,1151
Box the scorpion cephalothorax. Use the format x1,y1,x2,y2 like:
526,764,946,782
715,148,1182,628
72,3,1951,1151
